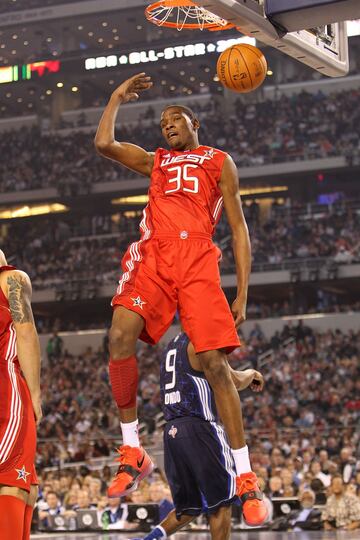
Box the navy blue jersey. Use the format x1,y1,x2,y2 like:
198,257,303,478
160,333,218,422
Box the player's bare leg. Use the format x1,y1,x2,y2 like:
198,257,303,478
135,509,194,539
160,510,194,535
198,349,245,448
108,306,154,497
198,349,268,526
208,505,232,540
0,485,27,540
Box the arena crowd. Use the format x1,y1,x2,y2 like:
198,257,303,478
1,88,360,194
2,198,359,292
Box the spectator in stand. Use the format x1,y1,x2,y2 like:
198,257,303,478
309,460,331,488
72,489,96,511
322,475,360,531
99,496,135,530
88,478,103,506
46,332,63,366
148,481,174,521
288,489,322,531
268,476,284,498
38,491,67,528
340,447,356,483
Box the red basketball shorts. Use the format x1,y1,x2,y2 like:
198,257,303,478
112,232,240,353
0,361,38,492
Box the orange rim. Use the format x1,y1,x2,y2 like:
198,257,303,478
145,0,235,30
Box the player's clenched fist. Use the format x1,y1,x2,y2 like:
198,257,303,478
232,294,247,327
111,72,153,104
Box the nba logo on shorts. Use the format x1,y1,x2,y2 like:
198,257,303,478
168,425,177,438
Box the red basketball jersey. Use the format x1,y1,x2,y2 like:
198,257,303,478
0,266,23,466
146,145,227,236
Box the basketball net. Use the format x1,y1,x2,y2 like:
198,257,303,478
145,0,235,31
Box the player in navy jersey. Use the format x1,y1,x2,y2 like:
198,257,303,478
134,332,265,540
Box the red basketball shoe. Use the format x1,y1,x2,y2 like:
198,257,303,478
107,445,154,498
236,472,268,526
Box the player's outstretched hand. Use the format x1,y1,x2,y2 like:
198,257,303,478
235,368,264,392
111,72,153,104
249,370,264,392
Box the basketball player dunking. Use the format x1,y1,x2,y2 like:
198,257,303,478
0,250,41,540
95,73,267,524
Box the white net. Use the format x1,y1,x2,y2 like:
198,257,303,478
147,2,230,31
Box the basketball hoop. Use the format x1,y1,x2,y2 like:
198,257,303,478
145,0,235,31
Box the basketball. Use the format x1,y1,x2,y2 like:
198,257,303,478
216,44,267,93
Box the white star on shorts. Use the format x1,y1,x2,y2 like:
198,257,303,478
15,465,30,483
131,296,146,310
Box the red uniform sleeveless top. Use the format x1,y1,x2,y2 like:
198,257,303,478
0,266,25,466
0,266,19,368
143,145,227,237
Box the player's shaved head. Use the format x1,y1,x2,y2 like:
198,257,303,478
161,105,198,125
160,105,200,150
0,250,7,266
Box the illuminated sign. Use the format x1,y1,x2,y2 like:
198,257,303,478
0,65,18,84
85,36,256,71
0,60,60,84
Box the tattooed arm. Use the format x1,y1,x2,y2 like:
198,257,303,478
5,270,42,425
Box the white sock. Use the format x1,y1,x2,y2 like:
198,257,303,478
231,445,252,475
120,419,140,447
158,525,167,539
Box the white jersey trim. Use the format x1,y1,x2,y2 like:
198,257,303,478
211,422,237,500
115,207,151,297
212,196,223,222
191,376,216,422
0,323,23,464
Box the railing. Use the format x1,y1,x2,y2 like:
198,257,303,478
270,199,360,219
225,256,353,274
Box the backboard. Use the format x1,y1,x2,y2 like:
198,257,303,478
194,0,350,77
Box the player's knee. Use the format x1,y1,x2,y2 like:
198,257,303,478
199,352,230,387
28,485,39,507
109,325,136,358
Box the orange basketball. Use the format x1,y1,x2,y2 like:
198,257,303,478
216,44,267,93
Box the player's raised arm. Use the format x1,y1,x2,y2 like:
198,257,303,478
5,270,42,425
219,155,251,327
94,72,155,177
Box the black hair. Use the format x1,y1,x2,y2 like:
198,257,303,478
162,105,198,123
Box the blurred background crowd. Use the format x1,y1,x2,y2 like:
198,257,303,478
1,89,360,195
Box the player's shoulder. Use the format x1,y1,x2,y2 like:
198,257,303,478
6,269,30,280
3,269,32,288
0,269,31,302
202,145,229,161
